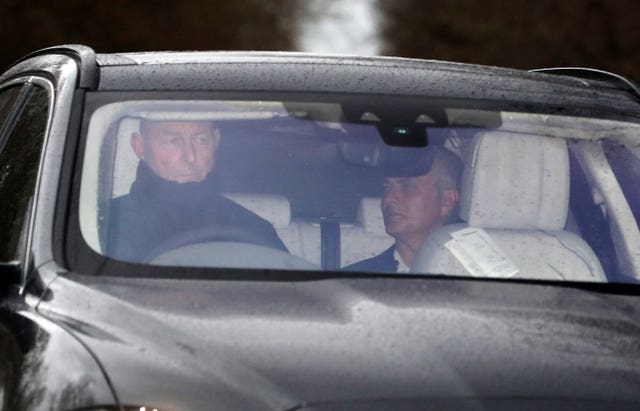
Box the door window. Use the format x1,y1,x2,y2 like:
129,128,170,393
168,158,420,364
0,85,50,262
0,86,25,152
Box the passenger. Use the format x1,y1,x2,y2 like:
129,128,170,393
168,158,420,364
105,119,287,262
345,147,462,272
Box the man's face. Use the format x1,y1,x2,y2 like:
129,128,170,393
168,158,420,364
131,120,219,183
381,173,444,242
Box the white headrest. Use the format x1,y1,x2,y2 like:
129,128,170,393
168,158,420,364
112,118,141,197
357,197,386,234
460,131,569,230
223,193,291,228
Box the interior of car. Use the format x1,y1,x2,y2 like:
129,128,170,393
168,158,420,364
76,97,640,283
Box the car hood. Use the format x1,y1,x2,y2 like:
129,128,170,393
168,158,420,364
38,272,640,410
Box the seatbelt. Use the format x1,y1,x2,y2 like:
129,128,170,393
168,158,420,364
320,220,341,270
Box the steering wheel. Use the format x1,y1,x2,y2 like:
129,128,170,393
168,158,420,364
144,225,278,263
144,226,318,270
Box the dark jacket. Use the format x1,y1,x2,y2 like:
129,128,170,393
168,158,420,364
344,246,398,273
103,163,286,262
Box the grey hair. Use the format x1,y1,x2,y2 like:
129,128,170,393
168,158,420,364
430,146,463,193
138,118,219,136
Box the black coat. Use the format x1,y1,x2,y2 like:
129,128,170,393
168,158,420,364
343,246,398,273
103,163,287,262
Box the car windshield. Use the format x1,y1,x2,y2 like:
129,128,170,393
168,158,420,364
76,93,640,284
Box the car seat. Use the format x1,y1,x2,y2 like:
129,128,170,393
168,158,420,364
224,192,321,265
341,197,394,267
411,130,606,282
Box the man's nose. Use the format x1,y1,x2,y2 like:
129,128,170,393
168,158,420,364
182,140,197,163
382,186,400,207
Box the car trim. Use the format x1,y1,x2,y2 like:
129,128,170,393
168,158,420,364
18,77,56,294
8,44,97,90
530,67,640,101
4,55,81,294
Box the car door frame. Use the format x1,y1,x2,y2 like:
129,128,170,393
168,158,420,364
0,52,82,296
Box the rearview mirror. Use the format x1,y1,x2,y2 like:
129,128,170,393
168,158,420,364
339,139,434,176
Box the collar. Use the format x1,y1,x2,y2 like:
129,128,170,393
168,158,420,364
130,162,221,208
393,248,410,273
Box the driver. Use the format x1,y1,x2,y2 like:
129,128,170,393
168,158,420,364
105,118,287,262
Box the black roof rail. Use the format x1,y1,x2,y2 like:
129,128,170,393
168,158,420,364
10,44,98,90
529,67,640,101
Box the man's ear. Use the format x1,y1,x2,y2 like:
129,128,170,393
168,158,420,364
131,132,145,160
440,189,460,217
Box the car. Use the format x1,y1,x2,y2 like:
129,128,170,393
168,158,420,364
1,44,640,410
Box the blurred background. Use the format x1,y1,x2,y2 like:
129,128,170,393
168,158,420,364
1,0,639,79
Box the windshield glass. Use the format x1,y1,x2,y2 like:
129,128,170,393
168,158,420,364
77,94,640,283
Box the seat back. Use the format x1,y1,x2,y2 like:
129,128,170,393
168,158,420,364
412,131,605,281
224,193,323,265
341,197,394,267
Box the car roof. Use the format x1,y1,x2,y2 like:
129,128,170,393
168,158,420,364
93,50,639,119
3,45,639,120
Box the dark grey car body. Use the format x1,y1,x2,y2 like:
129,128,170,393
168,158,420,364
0,45,639,410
